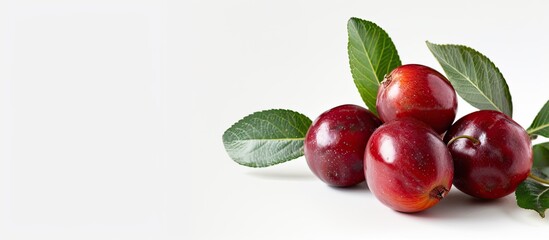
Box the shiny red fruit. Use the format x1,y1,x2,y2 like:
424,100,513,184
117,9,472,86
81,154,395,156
304,104,382,187
376,64,457,134
443,110,532,199
365,118,454,212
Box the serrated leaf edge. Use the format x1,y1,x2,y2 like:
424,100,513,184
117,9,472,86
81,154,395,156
527,100,549,136
516,179,549,218
222,109,311,168
347,17,401,115
426,41,513,117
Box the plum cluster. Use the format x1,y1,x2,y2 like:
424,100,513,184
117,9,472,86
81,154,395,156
304,64,532,212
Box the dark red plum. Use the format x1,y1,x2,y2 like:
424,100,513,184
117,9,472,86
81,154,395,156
304,104,382,187
376,64,457,134
365,118,454,212
444,110,532,199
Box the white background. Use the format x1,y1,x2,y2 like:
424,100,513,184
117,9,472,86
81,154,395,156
1,0,548,239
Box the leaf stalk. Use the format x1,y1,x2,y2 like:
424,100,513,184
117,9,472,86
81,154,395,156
446,135,480,146
529,172,549,186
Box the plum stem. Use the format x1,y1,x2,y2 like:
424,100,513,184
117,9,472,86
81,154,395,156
529,173,549,185
446,135,480,146
429,185,449,200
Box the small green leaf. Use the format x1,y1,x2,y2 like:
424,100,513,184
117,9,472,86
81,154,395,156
528,100,549,138
533,142,549,168
222,109,312,168
426,42,513,117
347,18,401,115
516,179,549,218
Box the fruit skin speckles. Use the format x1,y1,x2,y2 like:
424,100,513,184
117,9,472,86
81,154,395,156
365,118,454,212
304,104,382,187
444,110,532,199
376,64,457,135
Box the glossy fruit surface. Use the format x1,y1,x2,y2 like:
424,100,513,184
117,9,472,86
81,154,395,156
365,118,453,212
444,110,532,199
376,64,457,134
304,104,382,187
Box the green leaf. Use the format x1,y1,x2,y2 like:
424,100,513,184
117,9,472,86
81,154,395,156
516,179,549,218
533,142,549,168
222,109,312,168
426,42,513,117
347,18,401,115
527,100,549,138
